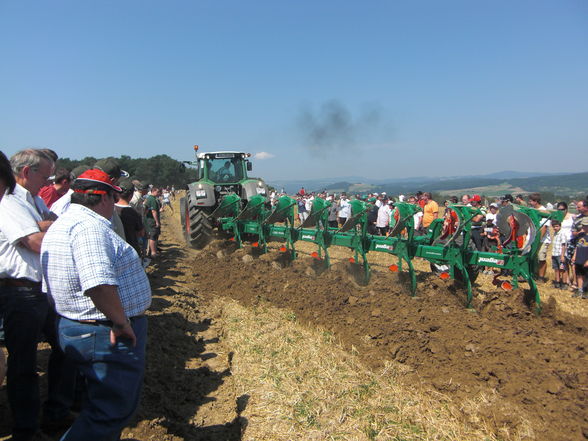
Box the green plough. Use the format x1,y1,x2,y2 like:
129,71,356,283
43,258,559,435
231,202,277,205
208,194,563,311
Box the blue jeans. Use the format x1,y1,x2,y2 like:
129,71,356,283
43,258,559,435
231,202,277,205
58,315,147,441
0,286,75,440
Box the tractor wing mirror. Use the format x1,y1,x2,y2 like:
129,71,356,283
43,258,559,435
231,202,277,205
247,161,252,171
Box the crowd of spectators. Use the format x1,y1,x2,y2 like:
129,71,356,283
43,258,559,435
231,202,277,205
0,149,174,440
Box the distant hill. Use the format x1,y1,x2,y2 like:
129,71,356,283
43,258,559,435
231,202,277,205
474,170,569,180
269,171,588,199
270,177,364,194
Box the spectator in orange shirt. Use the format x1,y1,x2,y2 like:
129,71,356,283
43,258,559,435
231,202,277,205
422,192,439,228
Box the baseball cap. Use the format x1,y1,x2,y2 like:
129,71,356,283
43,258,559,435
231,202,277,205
367,197,376,202
94,158,129,180
133,180,149,191
73,169,122,194
118,178,135,192
70,165,91,180
490,203,498,208
471,194,481,202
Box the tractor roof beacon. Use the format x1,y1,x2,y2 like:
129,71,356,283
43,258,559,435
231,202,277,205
179,145,269,249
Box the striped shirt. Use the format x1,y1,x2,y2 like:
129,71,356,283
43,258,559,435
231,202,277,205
41,204,151,321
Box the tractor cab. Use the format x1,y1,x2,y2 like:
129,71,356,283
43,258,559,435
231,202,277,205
195,151,252,183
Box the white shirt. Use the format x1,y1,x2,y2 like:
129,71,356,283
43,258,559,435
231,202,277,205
0,184,44,281
538,205,551,244
413,211,423,230
561,215,574,242
338,199,351,218
376,204,392,228
50,188,73,217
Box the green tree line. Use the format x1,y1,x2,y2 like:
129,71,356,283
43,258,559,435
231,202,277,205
57,154,197,188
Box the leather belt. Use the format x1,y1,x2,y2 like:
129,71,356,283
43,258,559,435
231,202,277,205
73,315,144,327
0,278,42,288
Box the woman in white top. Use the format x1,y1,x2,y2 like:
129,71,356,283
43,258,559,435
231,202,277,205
557,201,575,287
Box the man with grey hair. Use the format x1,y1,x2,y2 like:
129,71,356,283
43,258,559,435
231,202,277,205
0,149,74,441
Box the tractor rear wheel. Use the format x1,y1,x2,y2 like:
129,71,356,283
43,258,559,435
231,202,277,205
184,194,213,249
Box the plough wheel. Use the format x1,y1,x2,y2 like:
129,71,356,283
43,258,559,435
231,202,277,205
184,193,213,249
429,261,480,284
429,238,480,284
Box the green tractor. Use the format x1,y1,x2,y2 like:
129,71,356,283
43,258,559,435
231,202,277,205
179,145,269,249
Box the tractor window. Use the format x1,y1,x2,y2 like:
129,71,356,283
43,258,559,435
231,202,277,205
209,158,243,182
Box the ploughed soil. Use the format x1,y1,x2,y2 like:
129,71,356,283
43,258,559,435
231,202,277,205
1,209,587,441
193,238,588,441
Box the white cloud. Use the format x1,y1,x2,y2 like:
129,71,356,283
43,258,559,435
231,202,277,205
254,151,275,160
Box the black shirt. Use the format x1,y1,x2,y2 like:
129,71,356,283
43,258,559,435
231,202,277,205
118,205,144,255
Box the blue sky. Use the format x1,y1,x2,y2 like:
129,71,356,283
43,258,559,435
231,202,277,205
1,1,587,181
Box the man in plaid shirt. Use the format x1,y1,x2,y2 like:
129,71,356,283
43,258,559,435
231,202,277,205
41,169,152,441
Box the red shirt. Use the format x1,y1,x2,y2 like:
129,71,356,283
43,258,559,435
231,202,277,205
38,185,62,208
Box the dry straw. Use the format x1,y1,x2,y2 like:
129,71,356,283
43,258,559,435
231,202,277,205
217,298,532,441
